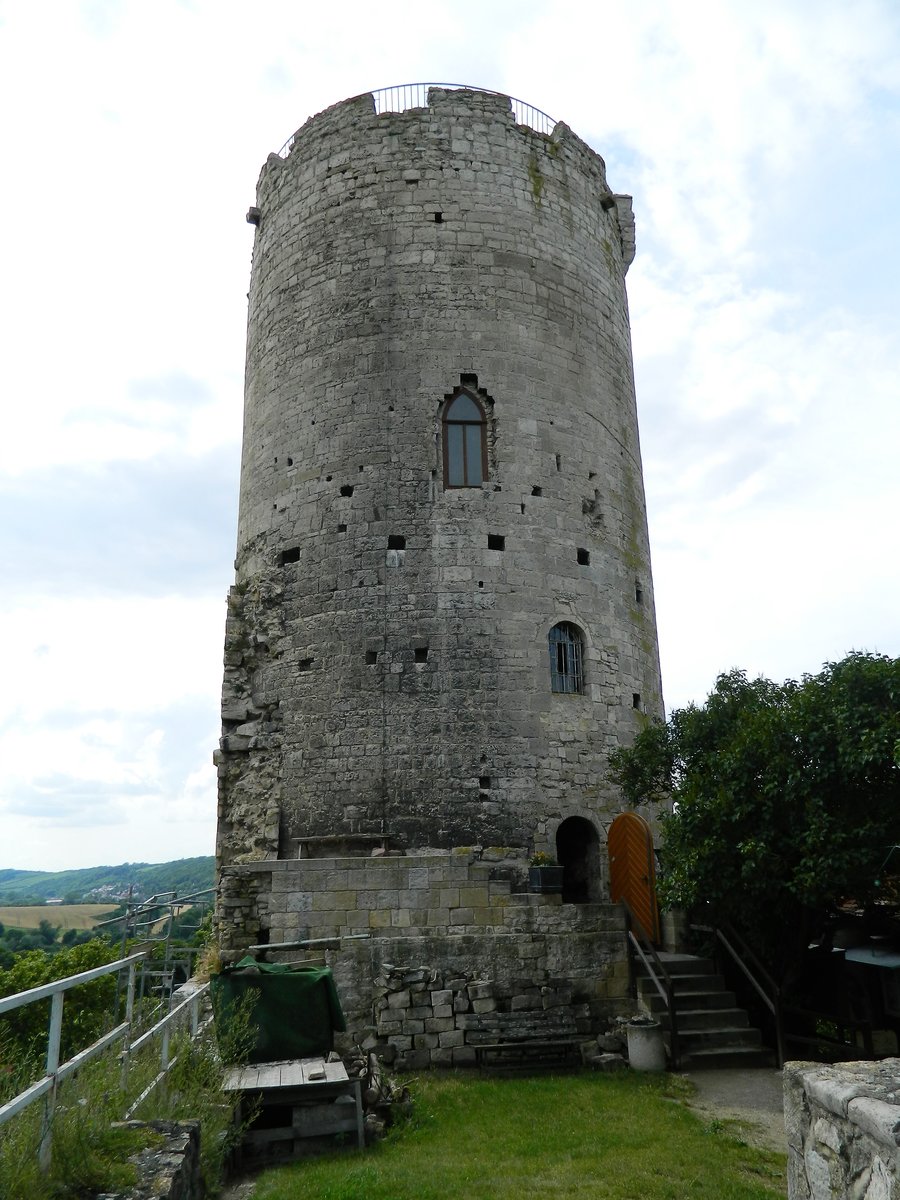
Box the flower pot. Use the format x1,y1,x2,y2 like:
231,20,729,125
528,865,565,894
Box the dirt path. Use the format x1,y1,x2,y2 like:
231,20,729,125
682,1067,787,1153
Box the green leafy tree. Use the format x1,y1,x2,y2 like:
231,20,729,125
37,919,58,946
610,652,900,979
0,938,120,1062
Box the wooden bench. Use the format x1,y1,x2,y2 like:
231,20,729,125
291,835,397,859
474,1038,582,1073
224,1056,365,1164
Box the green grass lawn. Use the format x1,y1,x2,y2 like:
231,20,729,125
251,1072,786,1200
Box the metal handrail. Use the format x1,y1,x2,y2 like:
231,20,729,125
692,919,785,1066
0,951,145,1014
123,983,212,1118
278,83,559,157
0,952,146,1170
0,953,210,1174
621,900,680,1069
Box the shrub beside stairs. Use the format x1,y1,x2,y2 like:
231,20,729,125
636,953,775,1069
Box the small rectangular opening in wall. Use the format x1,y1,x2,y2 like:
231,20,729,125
434,211,443,223
299,658,314,672
531,486,542,496
479,775,491,789
555,454,561,471
414,646,429,663
635,582,644,604
388,535,406,550
280,547,301,565
487,534,505,551
577,548,590,565
365,650,378,665
632,693,641,709
338,524,347,533
340,485,354,497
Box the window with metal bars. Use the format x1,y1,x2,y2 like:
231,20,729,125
549,622,584,694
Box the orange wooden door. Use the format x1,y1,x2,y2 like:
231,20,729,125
608,811,661,943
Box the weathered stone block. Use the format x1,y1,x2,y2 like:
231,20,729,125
452,1047,477,1066
425,1016,456,1034
467,981,495,1000
471,997,497,1014
395,1044,430,1069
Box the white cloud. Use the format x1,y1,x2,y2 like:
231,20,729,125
1,0,899,868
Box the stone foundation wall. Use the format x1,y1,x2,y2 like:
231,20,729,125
216,850,630,1063
100,1121,202,1200
784,1059,900,1199
367,963,594,1070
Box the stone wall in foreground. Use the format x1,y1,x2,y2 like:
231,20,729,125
784,1059,900,1199
216,850,630,1066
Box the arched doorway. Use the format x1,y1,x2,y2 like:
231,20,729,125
607,811,661,943
555,817,602,903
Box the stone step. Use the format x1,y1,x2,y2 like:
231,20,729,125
638,973,728,996
643,988,744,1017
633,952,774,1070
635,954,716,977
677,1045,776,1070
659,1007,749,1032
677,1025,762,1053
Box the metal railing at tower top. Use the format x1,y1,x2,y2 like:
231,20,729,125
277,84,559,157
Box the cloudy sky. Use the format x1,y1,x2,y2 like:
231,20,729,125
1,0,898,872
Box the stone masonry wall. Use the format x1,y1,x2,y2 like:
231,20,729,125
368,964,593,1071
217,851,630,1064
216,86,664,865
784,1059,900,1199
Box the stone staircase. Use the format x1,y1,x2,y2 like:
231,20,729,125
636,952,774,1069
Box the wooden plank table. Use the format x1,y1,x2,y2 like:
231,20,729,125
224,1056,365,1162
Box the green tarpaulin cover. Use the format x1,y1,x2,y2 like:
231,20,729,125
211,957,347,1064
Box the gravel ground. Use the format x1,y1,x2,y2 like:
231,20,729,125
681,1067,787,1153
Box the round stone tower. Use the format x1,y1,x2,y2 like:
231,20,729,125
216,86,663,877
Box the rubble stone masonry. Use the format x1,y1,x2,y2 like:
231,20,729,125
785,1059,900,1199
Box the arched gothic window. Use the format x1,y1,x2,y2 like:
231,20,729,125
442,390,487,488
549,622,584,694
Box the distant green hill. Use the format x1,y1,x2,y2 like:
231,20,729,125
0,857,215,905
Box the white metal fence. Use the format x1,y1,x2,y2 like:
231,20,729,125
278,82,558,157
0,952,210,1172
